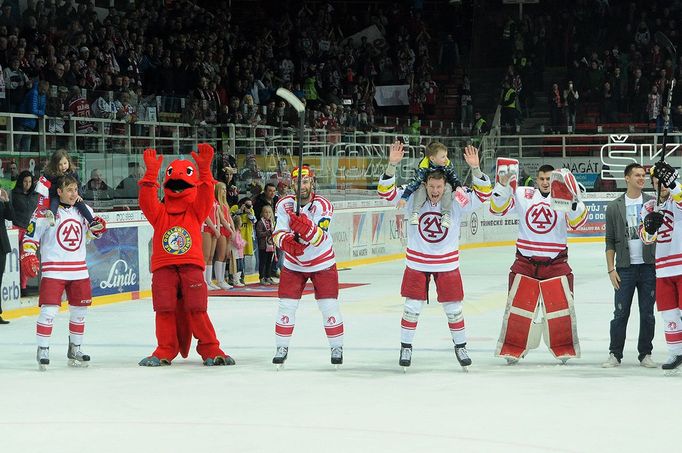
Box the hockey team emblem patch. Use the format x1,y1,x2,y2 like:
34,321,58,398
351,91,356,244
525,202,557,234
57,219,83,251
418,211,448,243
162,226,192,255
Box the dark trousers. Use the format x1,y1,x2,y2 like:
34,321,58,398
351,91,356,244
0,252,6,314
609,264,656,360
258,250,274,279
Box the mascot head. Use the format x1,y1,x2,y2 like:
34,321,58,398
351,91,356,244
163,159,199,209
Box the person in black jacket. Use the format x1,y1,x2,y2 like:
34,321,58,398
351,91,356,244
10,170,37,295
0,185,15,324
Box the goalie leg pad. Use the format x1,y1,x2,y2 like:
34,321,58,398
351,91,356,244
496,274,541,359
539,275,580,359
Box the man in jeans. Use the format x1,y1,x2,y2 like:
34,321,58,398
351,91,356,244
603,163,657,368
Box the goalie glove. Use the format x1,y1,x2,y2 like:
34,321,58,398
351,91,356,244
288,211,321,243
89,216,107,238
20,253,39,279
643,211,665,235
550,168,581,212
495,157,519,192
280,234,307,257
653,161,678,189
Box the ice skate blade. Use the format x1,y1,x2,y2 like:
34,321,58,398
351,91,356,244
664,368,679,377
334,364,340,371
68,359,89,368
460,366,469,373
38,364,48,372
505,358,519,365
275,363,284,371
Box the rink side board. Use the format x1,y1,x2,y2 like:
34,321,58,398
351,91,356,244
2,194,613,319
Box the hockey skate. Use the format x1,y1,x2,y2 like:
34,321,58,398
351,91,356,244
455,344,472,372
331,346,343,369
67,342,90,368
399,344,412,372
138,356,171,367
662,355,682,376
204,355,236,366
273,346,288,370
505,357,520,365
37,346,49,371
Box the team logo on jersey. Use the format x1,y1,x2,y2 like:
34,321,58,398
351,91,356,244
525,202,557,234
162,226,192,255
26,221,35,236
318,217,331,231
280,315,290,324
656,210,674,243
327,316,336,325
668,321,678,330
418,212,448,243
524,188,535,199
57,219,83,251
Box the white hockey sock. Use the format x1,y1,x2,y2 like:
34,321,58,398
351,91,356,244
661,308,682,355
205,265,214,284
401,298,424,345
275,298,299,348
443,301,466,345
318,298,344,348
217,261,227,283
36,305,59,348
69,306,87,346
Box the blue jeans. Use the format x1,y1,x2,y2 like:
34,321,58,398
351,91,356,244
610,264,656,360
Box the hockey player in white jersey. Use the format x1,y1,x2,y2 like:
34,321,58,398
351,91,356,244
490,164,587,364
639,162,682,373
378,141,492,370
21,175,107,371
271,165,343,367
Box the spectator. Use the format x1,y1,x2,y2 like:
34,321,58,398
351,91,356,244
500,80,518,134
601,81,617,124
564,80,579,133
647,85,662,123
16,79,48,152
3,57,29,111
459,75,472,131
115,162,142,199
7,160,18,181
253,182,276,221
548,83,563,134
11,170,37,293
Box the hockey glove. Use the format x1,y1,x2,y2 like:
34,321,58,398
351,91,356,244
20,253,39,279
288,211,319,242
141,148,164,185
643,211,665,235
280,234,307,257
653,161,678,189
89,216,107,238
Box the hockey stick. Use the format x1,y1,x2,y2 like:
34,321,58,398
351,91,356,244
276,88,306,215
654,32,677,205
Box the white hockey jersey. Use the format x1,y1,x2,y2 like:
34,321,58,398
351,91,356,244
490,185,587,258
377,173,492,272
273,193,335,273
23,203,96,280
639,185,682,278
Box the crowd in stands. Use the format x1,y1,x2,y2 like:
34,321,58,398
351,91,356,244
0,0,457,142
497,0,682,134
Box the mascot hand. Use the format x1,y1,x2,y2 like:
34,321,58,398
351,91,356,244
141,148,163,184
280,234,307,256
191,143,215,177
288,211,318,242
20,253,39,278
89,216,107,238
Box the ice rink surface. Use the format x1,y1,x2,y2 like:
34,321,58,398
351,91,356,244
0,242,676,453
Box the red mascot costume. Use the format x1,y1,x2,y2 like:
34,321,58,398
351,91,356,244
138,144,235,366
